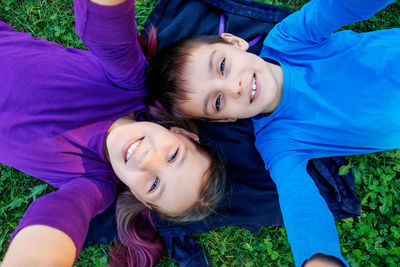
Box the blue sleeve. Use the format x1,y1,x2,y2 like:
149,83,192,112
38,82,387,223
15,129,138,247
268,154,348,266
74,0,148,89
268,0,396,45
11,178,116,257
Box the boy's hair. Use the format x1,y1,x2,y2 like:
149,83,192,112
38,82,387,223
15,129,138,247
146,35,229,120
108,142,226,267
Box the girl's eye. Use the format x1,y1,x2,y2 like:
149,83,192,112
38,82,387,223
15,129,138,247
149,177,159,192
219,58,225,75
168,149,179,163
215,95,221,111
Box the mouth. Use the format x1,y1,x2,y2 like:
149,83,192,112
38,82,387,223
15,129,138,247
123,137,144,162
250,73,257,103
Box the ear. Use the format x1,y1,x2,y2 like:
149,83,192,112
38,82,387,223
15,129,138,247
220,33,249,51
170,127,200,142
211,118,237,123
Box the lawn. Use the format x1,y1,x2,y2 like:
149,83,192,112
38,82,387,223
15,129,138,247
0,0,400,266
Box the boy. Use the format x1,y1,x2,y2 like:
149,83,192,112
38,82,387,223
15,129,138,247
146,0,400,266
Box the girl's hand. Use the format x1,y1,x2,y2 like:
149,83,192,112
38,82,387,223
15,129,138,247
90,0,127,6
1,225,76,267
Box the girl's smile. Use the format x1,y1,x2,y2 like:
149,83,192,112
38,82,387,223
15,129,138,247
105,118,210,213
123,137,144,162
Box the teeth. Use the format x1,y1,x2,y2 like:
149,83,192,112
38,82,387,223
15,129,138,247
126,139,142,161
250,77,256,100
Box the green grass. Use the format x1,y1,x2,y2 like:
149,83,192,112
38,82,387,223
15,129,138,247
1,0,400,266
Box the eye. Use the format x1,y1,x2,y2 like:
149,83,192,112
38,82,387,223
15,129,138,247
149,177,159,192
219,58,225,75
168,149,179,163
215,94,221,111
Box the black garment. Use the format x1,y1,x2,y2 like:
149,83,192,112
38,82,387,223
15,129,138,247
83,1,361,266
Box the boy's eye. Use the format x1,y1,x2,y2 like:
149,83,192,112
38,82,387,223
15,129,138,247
168,149,179,163
149,177,159,192
215,95,221,111
219,58,225,75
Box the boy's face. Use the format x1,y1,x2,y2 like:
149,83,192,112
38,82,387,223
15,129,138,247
178,34,283,121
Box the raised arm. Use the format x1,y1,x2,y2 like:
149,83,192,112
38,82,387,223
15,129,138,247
268,154,348,267
74,0,147,89
268,0,396,45
1,177,116,267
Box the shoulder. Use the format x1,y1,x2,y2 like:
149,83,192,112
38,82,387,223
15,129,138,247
253,130,302,170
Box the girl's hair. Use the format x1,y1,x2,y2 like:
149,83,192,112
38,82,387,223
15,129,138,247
145,35,229,120
137,25,157,61
108,141,226,267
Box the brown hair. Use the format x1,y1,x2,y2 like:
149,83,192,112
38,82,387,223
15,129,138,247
145,35,229,120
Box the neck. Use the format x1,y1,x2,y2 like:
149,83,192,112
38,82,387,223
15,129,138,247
263,63,284,115
107,112,136,133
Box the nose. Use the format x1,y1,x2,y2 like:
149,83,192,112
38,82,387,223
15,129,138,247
139,149,162,172
224,76,242,98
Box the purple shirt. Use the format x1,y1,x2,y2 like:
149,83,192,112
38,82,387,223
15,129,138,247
0,0,147,254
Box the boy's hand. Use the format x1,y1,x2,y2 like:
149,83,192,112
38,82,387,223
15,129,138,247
304,254,345,267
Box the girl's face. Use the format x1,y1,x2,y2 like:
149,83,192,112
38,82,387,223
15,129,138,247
178,34,284,121
106,120,210,214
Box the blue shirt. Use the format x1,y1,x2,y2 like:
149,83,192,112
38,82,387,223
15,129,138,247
252,0,399,265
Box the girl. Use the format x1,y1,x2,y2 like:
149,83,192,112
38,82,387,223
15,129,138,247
0,0,225,266
146,0,400,266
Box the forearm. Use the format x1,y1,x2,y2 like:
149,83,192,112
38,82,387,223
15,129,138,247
1,225,76,267
74,0,147,88
278,179,345,266
9,178,116,259
275,0,396,44
268,157,348,266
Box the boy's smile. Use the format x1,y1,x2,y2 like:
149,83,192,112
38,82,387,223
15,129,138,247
178,33,284,121
250,73,261,104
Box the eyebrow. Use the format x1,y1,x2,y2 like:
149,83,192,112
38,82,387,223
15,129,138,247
209,49,216,74
153,182,165,203
148,178,164,205
203,50,216,117
150,146,187,204
203,94,211,116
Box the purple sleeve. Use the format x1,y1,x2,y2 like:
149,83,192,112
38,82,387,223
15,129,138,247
74,0,148,89
12,178,117,256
